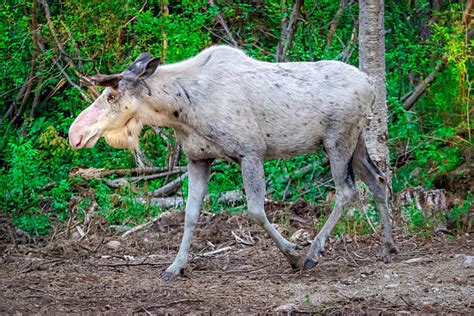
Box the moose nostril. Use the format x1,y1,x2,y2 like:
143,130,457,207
75,135,83,148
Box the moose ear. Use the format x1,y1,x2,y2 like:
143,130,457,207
126,52,161,79
126,52,152,74
80,74,123,87
138,57,161,79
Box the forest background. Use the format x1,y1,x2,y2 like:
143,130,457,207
0,0,472,237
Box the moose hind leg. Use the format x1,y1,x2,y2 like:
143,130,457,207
241,156,302,269
304,146,359,270
352,135,398,262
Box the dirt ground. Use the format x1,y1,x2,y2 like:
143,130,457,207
1,203,473,314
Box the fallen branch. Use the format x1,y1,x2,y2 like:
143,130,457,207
104,169,185,188
152,172,187,197
148,196,186,208
402,56,448,111
97,261,166,267
121,210,179,238
217,190,244,204
137,299,204,312
200,246,233,257
70,166,186,180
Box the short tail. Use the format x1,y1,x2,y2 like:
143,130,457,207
352,134,386,185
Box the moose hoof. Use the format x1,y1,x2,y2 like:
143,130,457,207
378,249,392,264
388,243,399,254
160,270,184,282
289,256,304,270
160,271,177,282
303,258,317,271
378,242,399,263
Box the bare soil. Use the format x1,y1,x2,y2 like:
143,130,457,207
1,204,473,314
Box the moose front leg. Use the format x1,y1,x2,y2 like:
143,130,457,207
160,159,212,281
241,156,302,269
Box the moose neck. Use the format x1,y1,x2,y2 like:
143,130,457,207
136,57,205,130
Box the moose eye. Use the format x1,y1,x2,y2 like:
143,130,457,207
107,94,117,103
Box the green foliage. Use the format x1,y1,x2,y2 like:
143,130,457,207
13,212,51,236
446,192,472,231
1,136,48,234
401,206,437,238
313,205,380,239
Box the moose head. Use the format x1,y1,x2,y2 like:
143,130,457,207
69,53,160,150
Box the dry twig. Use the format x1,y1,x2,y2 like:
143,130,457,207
136,299,204,311
152,172,187,197
208,0,238,46
402,57,448,111
199,246,233,257
275,0,304,61
121,211,178,238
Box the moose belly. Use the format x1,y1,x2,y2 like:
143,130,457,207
177,129,227,160
264,135,323,159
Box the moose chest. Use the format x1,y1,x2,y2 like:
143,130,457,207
174,126,229,161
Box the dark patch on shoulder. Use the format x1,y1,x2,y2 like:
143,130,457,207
266,133,271,138
177,82,193,106
173,110,179,118
127,129,132,137
236,110,241,115
342,83,349,88
325,75,329,80
274,83,281,88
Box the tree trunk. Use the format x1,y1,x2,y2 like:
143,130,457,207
358,0,390,178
